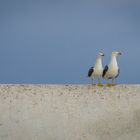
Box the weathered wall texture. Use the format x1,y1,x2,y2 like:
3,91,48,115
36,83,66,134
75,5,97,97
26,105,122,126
0,85,140,140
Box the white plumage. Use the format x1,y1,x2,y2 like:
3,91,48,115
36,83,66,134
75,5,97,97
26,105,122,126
88,52,104,85
103,51,122,84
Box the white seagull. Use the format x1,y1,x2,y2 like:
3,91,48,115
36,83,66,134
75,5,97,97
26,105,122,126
88,52,105,85
102,51,122,85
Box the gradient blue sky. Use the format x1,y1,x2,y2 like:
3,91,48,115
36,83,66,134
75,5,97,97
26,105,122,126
0,0,140,84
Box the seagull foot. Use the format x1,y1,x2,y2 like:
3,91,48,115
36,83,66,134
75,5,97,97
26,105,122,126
106,83,112,87
106,84,117,87
97,83,103,87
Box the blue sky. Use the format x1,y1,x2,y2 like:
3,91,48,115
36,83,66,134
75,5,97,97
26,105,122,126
0,0,140,84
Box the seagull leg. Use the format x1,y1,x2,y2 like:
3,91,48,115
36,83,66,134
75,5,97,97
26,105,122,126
112,79,116,86
92,79,93,85
106,79,112,87
97,77,103,87
91,78,96,86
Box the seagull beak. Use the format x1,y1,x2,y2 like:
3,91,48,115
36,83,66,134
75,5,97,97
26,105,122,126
99,53,105,57
118,52,122,55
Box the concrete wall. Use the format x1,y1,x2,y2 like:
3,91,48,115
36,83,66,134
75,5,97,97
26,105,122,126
0,85,140,140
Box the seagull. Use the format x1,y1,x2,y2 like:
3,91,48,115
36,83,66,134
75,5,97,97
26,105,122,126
88,52,105,85
102,51,122,86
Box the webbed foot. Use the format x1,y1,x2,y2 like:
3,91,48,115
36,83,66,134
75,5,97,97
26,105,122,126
106,83,112,87
97,83,103,87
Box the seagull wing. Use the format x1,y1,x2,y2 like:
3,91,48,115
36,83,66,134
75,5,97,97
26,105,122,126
88,67,94,77
115,69,120,78
102,65,108,77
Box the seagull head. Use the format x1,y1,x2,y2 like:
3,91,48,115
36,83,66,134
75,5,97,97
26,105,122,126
112,51,122,57
98,52,105,57
97,52,105,59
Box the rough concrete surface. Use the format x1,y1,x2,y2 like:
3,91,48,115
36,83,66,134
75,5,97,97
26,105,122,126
0,84,140,140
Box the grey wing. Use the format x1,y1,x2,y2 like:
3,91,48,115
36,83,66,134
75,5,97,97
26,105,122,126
102,65,108,77
88,67,94,77
115,69,120,78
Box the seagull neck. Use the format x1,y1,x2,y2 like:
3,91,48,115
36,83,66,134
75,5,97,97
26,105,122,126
95,57,102,68
109,55,118,68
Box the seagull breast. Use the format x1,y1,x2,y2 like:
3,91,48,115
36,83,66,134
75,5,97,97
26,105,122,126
104,66,119,79
103,53,120,79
